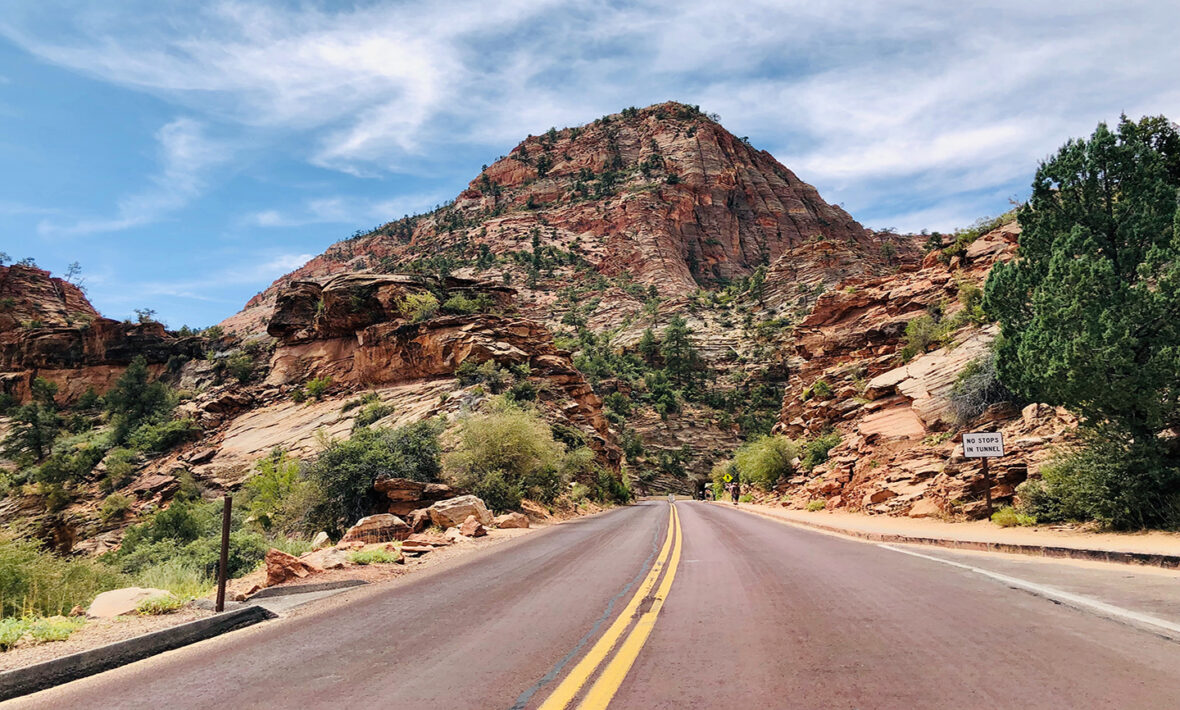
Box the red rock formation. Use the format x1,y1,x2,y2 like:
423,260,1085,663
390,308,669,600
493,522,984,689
220,102,884,337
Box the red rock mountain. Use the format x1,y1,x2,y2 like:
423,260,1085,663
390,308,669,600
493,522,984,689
223,102,894,336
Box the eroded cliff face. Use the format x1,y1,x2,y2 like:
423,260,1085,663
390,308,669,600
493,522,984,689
0,265,203,403
771,221,1077,518
222,102,891,337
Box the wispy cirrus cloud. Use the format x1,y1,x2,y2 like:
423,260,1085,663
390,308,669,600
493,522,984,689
243,192,447,229
37,117,229,236
6,0,1179,237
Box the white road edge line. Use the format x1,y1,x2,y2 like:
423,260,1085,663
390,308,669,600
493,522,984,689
879,543,1180,641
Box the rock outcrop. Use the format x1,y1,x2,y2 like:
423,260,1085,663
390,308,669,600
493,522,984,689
771,220,1077,518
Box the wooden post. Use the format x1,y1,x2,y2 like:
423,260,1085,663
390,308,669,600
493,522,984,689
982,458,992,517
215,495,232,613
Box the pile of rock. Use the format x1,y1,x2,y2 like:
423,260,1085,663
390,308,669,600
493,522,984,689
255,494,531,592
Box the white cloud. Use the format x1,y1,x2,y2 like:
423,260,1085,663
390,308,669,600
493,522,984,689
37,117,229,236
5,0,1180,234
244,192,447,228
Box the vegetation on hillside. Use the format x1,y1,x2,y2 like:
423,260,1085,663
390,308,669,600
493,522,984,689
986,115,1180,529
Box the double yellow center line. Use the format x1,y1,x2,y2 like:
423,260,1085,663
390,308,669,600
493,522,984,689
537,503,683,710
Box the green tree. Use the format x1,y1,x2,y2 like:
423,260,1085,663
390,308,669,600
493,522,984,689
984,115,1180,527
660,316,702,390
105,356,173,442
637,328,660,365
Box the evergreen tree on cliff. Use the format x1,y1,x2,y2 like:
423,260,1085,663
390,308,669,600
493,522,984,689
984,115,1180,527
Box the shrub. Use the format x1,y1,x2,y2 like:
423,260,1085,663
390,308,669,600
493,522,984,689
242,450,308,533
105,356,175,443
99,448,138,493
801,432,842,472
732,436,797,490
349,548,401,565
801,379,833,402
990,506,1037,528
352,402,394,430
899,315,937,361
127,418,199,453
0,616,86,651
444,400,565,511
400,293,440,322
949,350,1014,425
112,499,268,578
304,376,332,400
304,419,444,536
99,493,133,522
1016,428,1180,529
136,594,185,615
0,534,127,618
225,352,255,383
807,500,826,512
133,559,212,599
738,494,753,503
456,359,508,393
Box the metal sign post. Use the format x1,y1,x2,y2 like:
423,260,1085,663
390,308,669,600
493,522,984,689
215,495,232,613
962,432,1004,516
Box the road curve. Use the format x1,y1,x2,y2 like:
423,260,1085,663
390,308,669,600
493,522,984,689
8,501,1180,709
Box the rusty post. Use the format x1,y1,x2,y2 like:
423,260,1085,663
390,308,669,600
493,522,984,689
215,495,232,613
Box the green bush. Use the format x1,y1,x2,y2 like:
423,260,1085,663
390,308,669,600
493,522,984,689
990,506,1037,528
127,418,199,453
99,493,133,522
303,376,332,400
304,419,444,536
801,432,842,472
136,594,185,615
133,559,212,599
738,494,753,503
0,535,127,618
105,356,175,443
242,450,309,533
1016,428,1180,529
112,499,267,578
806,500,826,512
400,292,440,322
899,315,938,361
100,447,138,493
349,548,401,565
352,402,394,430
444,400,565,511
732,436,797,490
801,379,833,402
225,352,255,383
0,616,86,651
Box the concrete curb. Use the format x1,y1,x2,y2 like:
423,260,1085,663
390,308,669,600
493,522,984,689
248,578,367,600
728,504,1180,569
0,605,275,702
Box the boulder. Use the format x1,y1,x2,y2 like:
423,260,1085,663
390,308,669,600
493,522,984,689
459,514,487,538
405,532,452,547
428,495,493,528
340,513,412,544
265,548,325,587
407,508,432,534
87,587,171,618
301,547,351,570
310,531,332,550
493,512,530,529
374,478,456,516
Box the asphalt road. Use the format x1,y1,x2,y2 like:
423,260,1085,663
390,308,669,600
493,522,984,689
8,501,1180,709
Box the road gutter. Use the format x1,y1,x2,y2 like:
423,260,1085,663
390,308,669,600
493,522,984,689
0,605,275,703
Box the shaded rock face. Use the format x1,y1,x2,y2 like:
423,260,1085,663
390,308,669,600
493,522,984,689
265,286,620,470
773,222,1075,518
0,265,203,403
268,273,514,343
339,513,412,544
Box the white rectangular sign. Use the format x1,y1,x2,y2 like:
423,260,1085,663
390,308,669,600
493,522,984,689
962,431,1004,458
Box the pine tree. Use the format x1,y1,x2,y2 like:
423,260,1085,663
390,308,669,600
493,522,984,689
984,115,1180,526
660,316,702,390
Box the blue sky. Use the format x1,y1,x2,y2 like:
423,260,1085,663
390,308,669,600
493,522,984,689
2,1,1178,328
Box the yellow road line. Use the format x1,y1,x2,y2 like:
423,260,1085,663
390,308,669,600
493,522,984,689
536,505,677,710
576,504,683,709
